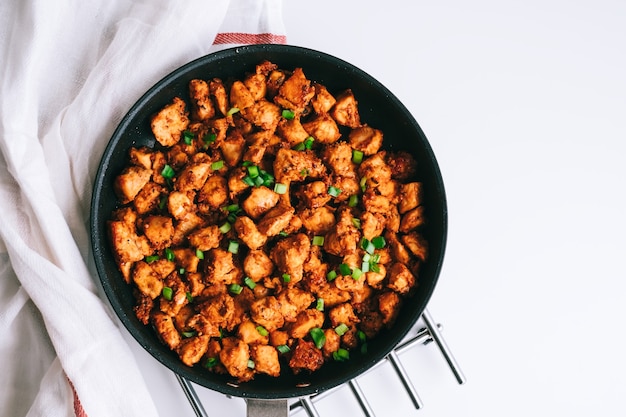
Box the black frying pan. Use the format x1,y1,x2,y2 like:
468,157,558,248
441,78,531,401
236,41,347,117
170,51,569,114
90,44,447,413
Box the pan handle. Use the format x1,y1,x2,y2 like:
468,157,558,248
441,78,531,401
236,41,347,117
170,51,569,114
246,399,289,417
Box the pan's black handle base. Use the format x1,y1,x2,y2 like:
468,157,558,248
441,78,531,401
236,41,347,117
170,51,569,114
247,398,289,417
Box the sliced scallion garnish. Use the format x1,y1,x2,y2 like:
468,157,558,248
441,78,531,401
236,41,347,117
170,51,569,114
309,328,326,349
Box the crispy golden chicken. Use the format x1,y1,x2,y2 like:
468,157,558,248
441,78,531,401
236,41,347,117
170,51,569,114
108,60,428,381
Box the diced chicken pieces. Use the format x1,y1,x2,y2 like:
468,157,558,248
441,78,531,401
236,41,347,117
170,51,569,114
234,216,267,250
322,141,355,176
152,311,181,349
289,339,324,374
323,208,360,257
274,67,315,113
242,186,280,219
230,80,255,111
243,250,274,281
360,211,386,241
297,181,332,209
227,167,251,199
175,160,212,193
398,182,423,214
241,99,281,131
274,148,326,185
133,293,153,325
177,335,210,366
196,293,235,330
159,271,189,316
150,97,190,147
302,113,341,144
378,291,402,326
270,233,311,284
289,309,324,339
330,89,361,128
358,151,393,192
257,204,295,237
277,288,315,322
238,320,269,345
185,272,205,298
133,182,165,215
197,175,228,210
250,345,281,377
219,337,254,382
277,117,311,146
321,329,341,358
132,260,163,299
386,151,417,181
108,219,151,267
187,225,222,252
329,174,360,203
244,72,267,101
221,131,246,167
310,83,336,115
399,206,426,233
167,191,195,220
189,79,214,121
149,258,176,279
328,303,359,328
400,232,429,262
205,248,243,286
129,146,154,170
300,206,336,235
385,231,412,266
171,212,203,246
114,166,152,204
366,263,387,288
349,125,383,155
387,262,417,295
250,296,284,332
142,215,173,251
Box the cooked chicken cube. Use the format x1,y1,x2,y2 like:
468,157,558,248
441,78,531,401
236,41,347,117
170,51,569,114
349,126,383,156
133,293,153,325
221,131,246,167
150,97,189,147
270,233,311,284
277,288,315,323
133,181,165,215
257,204,295,237
276,117,311,146
289,309,324,339
378,291,402,326
149,258,176,279
238,320,270,345
159,270,189,316
311,83,336,114
385,231,412,266
366,263,387,288
197,175,228,211
129,146,154,170
358,151,393,192
330,89,361,128
398,182,423,214
167,190,195,220
227,167,251,199
387,151,417,181
114,166,152,204
234,216,267,250
321,329,341,359
152,311,181,349
185,272,205,297
400,232,429,262
175,159,212,193
219,337,254,382
132,260,164,299
302,113,341,144
189,79,214,121
296,181,332,209
241,99,281,131
242,186,280,219
289,339,324,374
300,206,336,235
171,212,203,246
322,141,355,176
329,174,360,203
328,303,359,328
387,262,416,295
244,72,267,101
142,215,174,251
250,345,281,377
177,335,210,366
229,80,255,111
205,248,243,286
399,206,426,233
360,211,386,241
323,208,360,257
108,219,151,267
273,67,315,112
243,249,274,282
187,225,221,252
197,293,236,330
274,148,326,185
250,296,284,332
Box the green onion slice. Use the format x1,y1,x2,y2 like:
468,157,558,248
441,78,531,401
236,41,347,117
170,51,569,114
309,328,326,349
161,164,175,179
328,186,341,197
183,130,194,145
228,241,239,254
351,267,363,280
247,165,259,178
165,248,175,261
211,160,224,170
244,277,256,289
205,357,218,368
333,348,350,361
282,109,295,119
195,248,204,259
247,359,255,369
348,194,359,207
277,345,290,354
273,182,287,194
352,149,364,164
227,107,240,116
351,218,361,229
338,263,352,276
312,235,325,246
186,292,193,303
181,330,196,338
162,286,173,301
335,323,349,336
326,270,337,281
145,255,159,263
256,325,269,337
316,298,324,311
229,283,243,295
372,236,386,249
360,177,367,192
282,273,291,283
219,222,232,233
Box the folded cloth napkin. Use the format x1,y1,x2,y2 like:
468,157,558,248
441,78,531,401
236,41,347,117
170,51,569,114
0,1,285,416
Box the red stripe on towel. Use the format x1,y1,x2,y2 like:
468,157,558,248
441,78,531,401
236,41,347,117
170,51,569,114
213,32,287,45
68,379,88,417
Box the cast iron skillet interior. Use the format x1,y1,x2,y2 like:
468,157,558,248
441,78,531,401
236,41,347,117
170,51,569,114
90,44,447,400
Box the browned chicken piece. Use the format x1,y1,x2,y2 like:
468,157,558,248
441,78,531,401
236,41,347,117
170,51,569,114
177,335,210,366
197,174,228,211
399,206,426,233
334,271,365,293
358,309,384,339
270,233,311,284
186,313,222,338
187,225,222,252
322,141,355,176
133,292,153,325
384,231,412,266
133,182,165,215
266,69,286,98
244,72,267,101
360,211,386,241
387,262,416,295
229,80,256,111
297,181,332,209
277,288,315,322
322,328,341,359
273,67,315,113
227,167,251,199
330,89,361,128
250,296,284,332
377,291,402,326
185,272,205,298
209,78,229,116
152,311,181,349
132,260,164,299
220,131,246,168
349,125,383,156
171,212,204,246
362,193,391,216
166,144,189,170
205,248,243,286
323,208,360,257
257,204,295,237
242,143,267,165
108,219,151,270
310,83,336,115
358,151,392,191
329,174,360,203
149,258,176,279
129,146,154,170
299,206,336,235
302,113,341,145
219,337,254,382
274,148,326,185
398,182,424,214
171,248,200,273
328,303,360,328
241,99,282,131
159,271,189,316
189,79,215,121
114,166,152,204
150,97,189,147
269,330,289,347
289,339,324,374
167,190,194,220
288,309,324,339
175,160,212,194
242,186,280,219
142,215,173,251
243,249,274,282
250,345,281,377
386,205,401,233
196,292,236,329
386,151,417,181
366,263,387,289
238,320,270,345
276,117,311,146
234,216,267,250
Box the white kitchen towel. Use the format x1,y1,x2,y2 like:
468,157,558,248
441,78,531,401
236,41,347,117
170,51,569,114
0,1,286,416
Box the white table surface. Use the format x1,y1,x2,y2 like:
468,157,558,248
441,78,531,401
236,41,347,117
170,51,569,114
127,1,626,416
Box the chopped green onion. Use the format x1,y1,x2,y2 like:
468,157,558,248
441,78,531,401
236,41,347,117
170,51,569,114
352,149,364,164
227,213,238,223
328,186,341,197
362,253,371,262
277,344,290,354
335,324,349,336
225,204,240,213
256,325,269,337
186,292,193,303
360,177,367,192
196,248,204,259
326,270,337,281
145,255,159,263
229,283,243,295
259,170,274,186
338,263,352,276
165,248,175,261
279,230,289,237
219,222,232,233
247,165,259,178
372,236,386,249
181,330,196,338
161,164,175,179
333,348,350,361
162,286,173,301
203,132,217,145
211,160,224,170
351,218,361,229
293,142,306,151
159,195,168,210
253,175,265,186
304,136,314,150
360,238,375,255
247,359,255,369
282,109,295,120
361,261,370,273
370,263,381,273
227,107,240,116
244,277,256,289
357,330,367,343
242,176,255,186
227,241,239,254
179,268,185,275
312,235,325,246
183,130,194,145
273,182,287,194
348,194,359,207
205,357,219,368
316,298,324,311
351,267,363,280
282,273,291,283
309,328,326,349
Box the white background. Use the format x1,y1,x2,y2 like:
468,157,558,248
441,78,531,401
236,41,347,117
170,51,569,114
131,1,626,416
